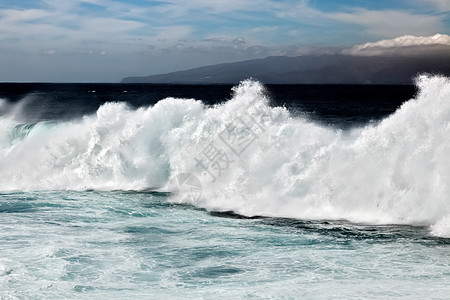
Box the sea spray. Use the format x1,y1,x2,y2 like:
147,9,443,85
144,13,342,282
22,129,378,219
0,75,449,237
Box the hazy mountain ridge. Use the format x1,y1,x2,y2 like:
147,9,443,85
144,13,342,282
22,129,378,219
121,45,450,84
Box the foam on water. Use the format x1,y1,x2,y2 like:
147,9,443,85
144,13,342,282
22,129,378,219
0,260,12,276
0,75,449,237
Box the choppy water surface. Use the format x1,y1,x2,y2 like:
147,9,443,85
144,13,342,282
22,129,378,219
1,191,449,299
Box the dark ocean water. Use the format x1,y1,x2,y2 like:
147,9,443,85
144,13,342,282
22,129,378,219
0,82,414,125
1,79,449,299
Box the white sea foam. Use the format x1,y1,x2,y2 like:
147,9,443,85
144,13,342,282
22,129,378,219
0,260,12,276
0,75,449,237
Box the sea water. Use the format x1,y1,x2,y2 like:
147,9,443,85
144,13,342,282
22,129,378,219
0,76,449,298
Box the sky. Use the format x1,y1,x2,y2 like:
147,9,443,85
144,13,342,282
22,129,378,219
0,0,449,82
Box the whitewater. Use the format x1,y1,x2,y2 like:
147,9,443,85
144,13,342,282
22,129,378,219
1,76,450,298
0,75,450,237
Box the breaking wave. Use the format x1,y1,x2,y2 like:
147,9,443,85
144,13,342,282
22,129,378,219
0,75,449,237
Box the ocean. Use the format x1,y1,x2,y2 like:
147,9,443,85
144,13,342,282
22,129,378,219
0,76,449,299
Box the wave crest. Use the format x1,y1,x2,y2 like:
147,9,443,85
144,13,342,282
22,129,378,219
0,76,449,237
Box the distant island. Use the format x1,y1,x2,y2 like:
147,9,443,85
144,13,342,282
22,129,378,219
122,35,450,84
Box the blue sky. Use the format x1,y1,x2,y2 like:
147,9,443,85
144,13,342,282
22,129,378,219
0,0,449,81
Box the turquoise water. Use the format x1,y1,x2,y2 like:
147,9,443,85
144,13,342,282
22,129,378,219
2,78,450,298
1,191,449,299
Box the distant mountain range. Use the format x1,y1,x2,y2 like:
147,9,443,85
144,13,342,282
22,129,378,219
121,47,450,84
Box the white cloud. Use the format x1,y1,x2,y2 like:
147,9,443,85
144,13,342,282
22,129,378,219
153,26,195,44
344,34,450,55
81,18,144,34
156,0,277,14
202,37,230,43
413,0,450,12
0,0,151,56
274,1,325,22
354,34,450,49
328,9,444,38
40,49,57,55
0,8,51,22
269,3,446,44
